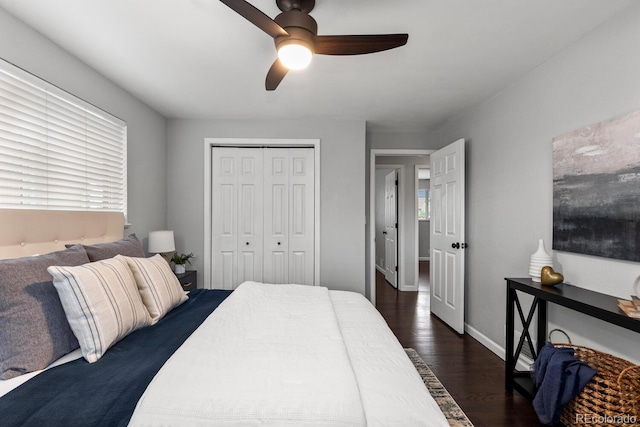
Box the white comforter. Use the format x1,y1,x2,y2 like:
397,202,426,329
128,282,448,427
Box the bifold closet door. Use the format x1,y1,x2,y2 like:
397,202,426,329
211,147,314,289
211,147,264,289
263,148,314,286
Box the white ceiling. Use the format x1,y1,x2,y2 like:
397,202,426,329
0,0,634,132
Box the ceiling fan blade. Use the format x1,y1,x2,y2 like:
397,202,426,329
266,58,289,90
220,0,288,39
314,34,408,55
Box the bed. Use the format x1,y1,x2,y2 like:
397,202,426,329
0,209,449,426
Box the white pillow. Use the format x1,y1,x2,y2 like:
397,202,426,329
119,254,187,325
47,257,151,363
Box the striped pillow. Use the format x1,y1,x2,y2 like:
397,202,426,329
47,257,151,363
120,254,187,325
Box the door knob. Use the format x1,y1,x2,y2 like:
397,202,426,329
451,242,460,249
245,242,249,246
277,242,281,245
382,231,387,234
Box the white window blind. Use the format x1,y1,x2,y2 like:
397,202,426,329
0,59,127,216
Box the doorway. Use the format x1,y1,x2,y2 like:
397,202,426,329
375,165,402,290
369,149,434,304
417,166,431,264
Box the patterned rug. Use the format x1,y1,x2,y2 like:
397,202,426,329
405,348,475,427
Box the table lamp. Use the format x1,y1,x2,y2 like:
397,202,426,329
148,230,175,264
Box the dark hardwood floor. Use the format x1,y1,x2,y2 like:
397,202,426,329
376,262,542,427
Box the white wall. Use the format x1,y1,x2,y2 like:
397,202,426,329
367,130,442,151
439,3,640,363
0,8,168,245
166,119,366,294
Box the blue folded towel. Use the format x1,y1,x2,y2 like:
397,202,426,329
531,343,597,425
532,343,574,386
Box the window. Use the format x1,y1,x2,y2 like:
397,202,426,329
0,59,127,216
418,188,430,221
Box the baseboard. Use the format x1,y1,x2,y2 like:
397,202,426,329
419,257,430,261
400,283,419,292
464,323,532,372
375,264,385,274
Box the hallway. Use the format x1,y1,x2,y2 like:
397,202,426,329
375,262,541,426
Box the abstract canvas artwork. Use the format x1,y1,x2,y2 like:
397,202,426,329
553,111,640,262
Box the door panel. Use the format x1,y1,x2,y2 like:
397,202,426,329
212,148,238,289
384,170,398,288
237,149,264,285
446,181,457,236
270,185,286,235
239,186,255,235
221,185,235,235
220,251,234,289
212,146,314,289
430,139,466,334
239,251,257,283
269,251,286,284
291,251,306,284
212,147,264,289
264,149,290,284
287,149,315,285
445,251,456,306
432,248,442,299
291,184,306,235
432,183,442,236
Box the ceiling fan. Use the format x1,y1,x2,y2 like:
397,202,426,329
220,0,409,90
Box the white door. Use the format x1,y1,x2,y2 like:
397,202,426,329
286,148,315,285
211,147,264,289
211,147,314,289
384,170,398,288
237,149,264,284
263,148,289,284
262,148,314,285
430,139,466,334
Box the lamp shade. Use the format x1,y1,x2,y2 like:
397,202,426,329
148,230,175,253
277,42,313,70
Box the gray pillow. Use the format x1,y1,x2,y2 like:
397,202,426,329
0,244,90,379
73,234,145,261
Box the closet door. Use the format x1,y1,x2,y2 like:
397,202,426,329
287,148,314,285
211,147,263,289
263,148,314,285
211,146,314,289
263,149,289,284
237,148,264,284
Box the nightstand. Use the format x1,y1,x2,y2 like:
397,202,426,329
175,270,197,292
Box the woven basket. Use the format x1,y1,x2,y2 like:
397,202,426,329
552,342,640,427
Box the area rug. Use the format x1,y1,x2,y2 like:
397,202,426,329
405,348,475,427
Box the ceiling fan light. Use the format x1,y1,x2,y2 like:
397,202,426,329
278,43,313,70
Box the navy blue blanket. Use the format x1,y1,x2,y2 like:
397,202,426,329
0,289,232,427
531,343,596,425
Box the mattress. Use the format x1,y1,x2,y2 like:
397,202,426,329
330,290,446,426
1,283,448,426
129,282,448,426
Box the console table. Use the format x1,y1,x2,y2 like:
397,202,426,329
505,277,640,400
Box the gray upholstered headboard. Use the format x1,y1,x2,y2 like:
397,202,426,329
0,209,125,260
